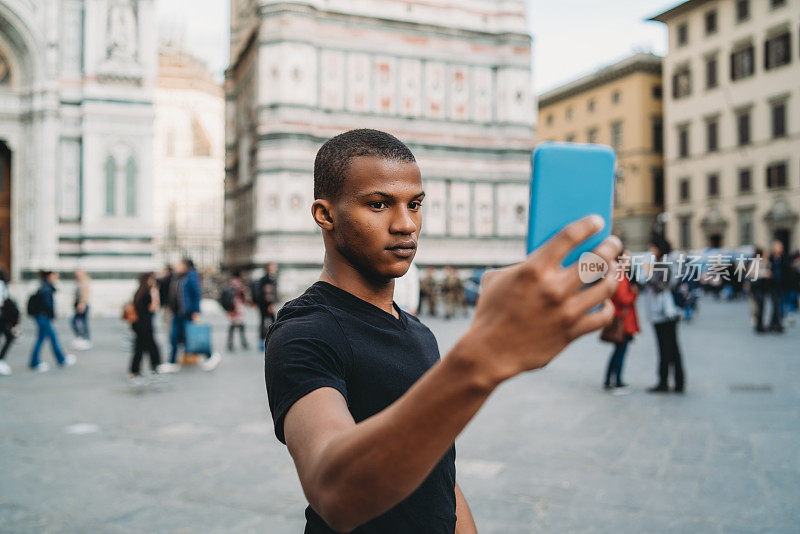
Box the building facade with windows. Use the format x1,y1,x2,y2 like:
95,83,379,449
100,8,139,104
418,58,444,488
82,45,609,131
651,0,800,252
225,0,534,293
537,53,665,251
0,0,156,306
154,48,224,271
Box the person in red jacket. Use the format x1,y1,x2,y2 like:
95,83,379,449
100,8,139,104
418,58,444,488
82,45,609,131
604,249,640,390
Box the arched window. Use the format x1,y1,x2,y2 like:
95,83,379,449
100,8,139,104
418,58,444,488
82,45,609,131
105,156,116,215
125,156,136,216
0,49,11,86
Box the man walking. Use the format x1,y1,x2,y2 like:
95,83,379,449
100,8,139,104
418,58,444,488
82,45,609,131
253,263,278,350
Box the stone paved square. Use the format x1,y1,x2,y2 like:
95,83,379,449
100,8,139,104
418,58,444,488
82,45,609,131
1,298,798,533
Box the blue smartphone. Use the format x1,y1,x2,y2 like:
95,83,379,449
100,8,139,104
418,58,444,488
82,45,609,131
526,142,616,266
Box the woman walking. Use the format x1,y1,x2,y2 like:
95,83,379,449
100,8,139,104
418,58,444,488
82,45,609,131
29,271,76,372
643,239,685,393
129,272,162,383
603,250,640,391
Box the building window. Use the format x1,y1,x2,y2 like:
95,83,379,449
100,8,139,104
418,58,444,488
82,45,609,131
652,117,663,153
738,210,754,246
565,133,575,142
652,167,664,206
653,85,663,99
770,0,786,8
587,128,598,144
737,110,751,146
679,178,690,201
672,65,691,99
612,90,621,104
765,32,791,70
125,156,136,216
731,45,755,81
705,10,717,35
736,0,749,22
588,99,595,112
104,156,116,215
566,107,573,120
677,23,688,47
738,168,752,193
546,114,553,126
705,55,718,89
706,118,719,152
611,121,622,151
679,217,692,250
766,162,788,189
771,100,787,138
678,125,690,159
707,173,719,198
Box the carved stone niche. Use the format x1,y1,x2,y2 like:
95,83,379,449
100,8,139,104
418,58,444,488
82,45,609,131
96,0,144,85
763,196,799,231
700,204,728,236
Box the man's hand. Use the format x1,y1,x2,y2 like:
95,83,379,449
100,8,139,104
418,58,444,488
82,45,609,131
461,215,622,382
191,312,200,322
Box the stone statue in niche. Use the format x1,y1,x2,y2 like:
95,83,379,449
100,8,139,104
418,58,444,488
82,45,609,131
106,0,138,62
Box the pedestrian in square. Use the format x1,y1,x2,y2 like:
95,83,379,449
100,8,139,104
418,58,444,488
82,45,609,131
264,129,621,533
767,240,790,332
643,238,684,393
70,269,92,349
162,258,220,373
28,270,76,372
224,271,250,351
128,272,162,384
419,266,439,316
0,269,18,376
603,249,639,391
252,262,278,350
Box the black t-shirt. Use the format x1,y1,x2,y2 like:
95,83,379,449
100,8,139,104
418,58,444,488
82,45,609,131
265,281,456,534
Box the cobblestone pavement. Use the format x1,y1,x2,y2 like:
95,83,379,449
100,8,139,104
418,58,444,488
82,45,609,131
1,298,798,533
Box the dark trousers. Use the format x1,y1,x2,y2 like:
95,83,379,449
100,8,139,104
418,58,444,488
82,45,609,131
753,288,766,331
768,288,784,330
130,322,161,375
227,323,248,350
71,306,90,339
259,304,275,345
654,320,684,389
604,336,630,386
0,324,15,360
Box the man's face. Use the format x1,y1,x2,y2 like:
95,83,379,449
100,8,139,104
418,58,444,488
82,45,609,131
331,156,424,281
772,240,784,256
174,261,186,275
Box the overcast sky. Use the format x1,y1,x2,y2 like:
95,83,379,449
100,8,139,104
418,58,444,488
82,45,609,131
155,0,677,93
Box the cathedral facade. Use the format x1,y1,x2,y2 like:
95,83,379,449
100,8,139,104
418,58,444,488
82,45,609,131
0,0,156,300
225,0,535,292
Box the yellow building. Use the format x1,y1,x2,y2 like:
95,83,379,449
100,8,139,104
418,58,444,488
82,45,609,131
537,53,664,251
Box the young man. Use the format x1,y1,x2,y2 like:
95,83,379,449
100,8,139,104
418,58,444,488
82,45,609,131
265,129,621,532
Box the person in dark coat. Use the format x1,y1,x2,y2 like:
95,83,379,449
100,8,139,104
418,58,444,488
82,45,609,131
29,271,76,372
129,272,162,383
767,240,790,333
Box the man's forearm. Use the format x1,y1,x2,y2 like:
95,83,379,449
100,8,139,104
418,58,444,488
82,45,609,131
308,332,509,531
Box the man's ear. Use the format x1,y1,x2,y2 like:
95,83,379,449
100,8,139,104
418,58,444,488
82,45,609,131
312,199,335,231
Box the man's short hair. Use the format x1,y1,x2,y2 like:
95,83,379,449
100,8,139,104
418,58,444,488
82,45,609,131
314,129,416,200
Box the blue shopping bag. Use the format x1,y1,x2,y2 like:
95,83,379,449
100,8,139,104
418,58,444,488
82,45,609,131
185,323,212,355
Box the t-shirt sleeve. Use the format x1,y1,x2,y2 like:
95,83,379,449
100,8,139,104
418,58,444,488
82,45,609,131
264,307,351,444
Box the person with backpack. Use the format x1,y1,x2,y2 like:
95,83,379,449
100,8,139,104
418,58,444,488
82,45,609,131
0,269,19,376
128,272,162,384
28,270,76,372
223,271,249,351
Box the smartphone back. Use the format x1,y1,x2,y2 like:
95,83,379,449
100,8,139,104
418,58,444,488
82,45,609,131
527,142,616,266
